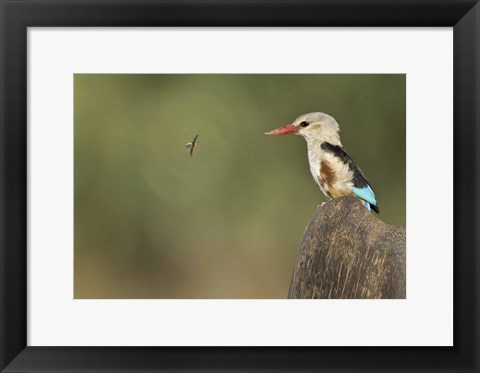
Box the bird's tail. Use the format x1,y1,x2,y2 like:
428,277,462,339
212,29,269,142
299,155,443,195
362,200,380,214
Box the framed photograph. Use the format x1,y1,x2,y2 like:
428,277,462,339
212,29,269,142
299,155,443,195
1,0,478,372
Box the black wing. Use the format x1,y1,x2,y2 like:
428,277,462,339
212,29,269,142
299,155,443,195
320,142,379,213
320,142,370,188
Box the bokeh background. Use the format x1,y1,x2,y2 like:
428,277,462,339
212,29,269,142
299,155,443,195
74,74,406,298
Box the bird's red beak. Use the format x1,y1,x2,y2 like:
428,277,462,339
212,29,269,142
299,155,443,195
264,124,298,135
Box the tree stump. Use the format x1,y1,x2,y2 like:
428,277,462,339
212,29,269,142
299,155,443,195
288,196,406,299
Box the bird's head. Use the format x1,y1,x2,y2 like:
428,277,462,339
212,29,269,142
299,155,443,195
265,112,341,145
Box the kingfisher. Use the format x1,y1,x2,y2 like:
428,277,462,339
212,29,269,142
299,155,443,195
265,112,379,213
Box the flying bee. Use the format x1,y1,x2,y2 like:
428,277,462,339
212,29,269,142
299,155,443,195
185,134,199,156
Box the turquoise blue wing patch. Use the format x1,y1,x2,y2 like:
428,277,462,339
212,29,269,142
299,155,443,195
352,185,377,207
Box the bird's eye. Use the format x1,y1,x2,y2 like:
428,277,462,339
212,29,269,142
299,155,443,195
300,121,310,128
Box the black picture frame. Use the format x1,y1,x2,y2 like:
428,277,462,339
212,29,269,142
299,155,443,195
1,1,479,372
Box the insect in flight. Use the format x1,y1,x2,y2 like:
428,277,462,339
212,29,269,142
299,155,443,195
185,134,199,156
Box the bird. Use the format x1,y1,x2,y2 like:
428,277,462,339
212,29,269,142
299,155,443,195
265,112,379,213
185,134,199,156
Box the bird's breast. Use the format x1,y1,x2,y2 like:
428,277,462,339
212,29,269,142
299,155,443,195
307,146,330,197
307,145,354,198
319,160,336,188
307,146,321,180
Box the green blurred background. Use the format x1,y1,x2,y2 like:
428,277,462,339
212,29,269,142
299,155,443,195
74,74,405,299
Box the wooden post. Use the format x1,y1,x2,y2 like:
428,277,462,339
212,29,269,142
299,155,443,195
288,196,406,299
